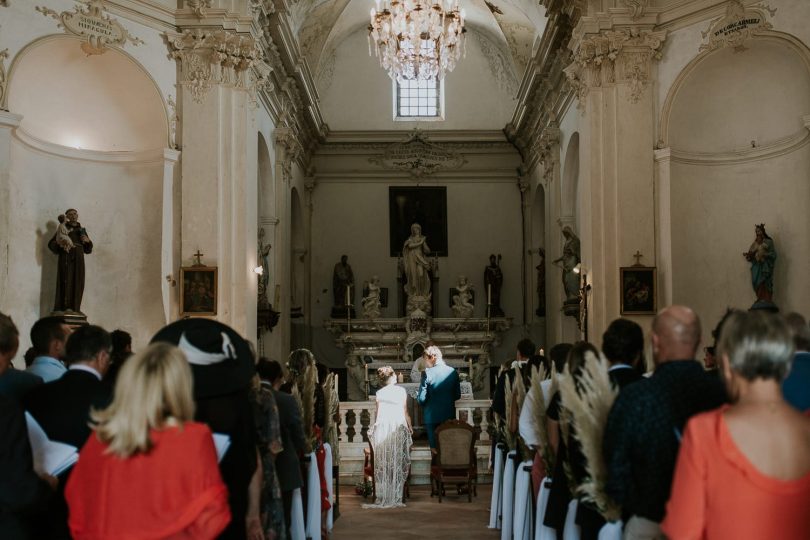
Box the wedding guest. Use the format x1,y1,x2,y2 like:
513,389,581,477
103,329,133,387
602,318,644,389
603,306,726,539
662,311,810,539
0,313,42,401
252,357,285,540
152,319,258,540
65,343,230,539
782,312,810,412
26,316,70,382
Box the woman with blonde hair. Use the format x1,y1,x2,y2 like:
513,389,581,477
65,343,230,539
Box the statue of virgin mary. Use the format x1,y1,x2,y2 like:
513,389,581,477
402,223,431,310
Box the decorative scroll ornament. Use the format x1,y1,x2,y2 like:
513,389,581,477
368,130,467,178
167,29,261,104
700,0,776,53
622,0,649,20
186,0,212,18
35,0,144,55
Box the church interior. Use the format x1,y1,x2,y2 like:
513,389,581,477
1,0,810,538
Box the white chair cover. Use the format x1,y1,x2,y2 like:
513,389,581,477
488,444,506,529
534,477,556,540
597,521,623,540
512,460,534,540
500,450,517,540
562,499,581,540
324,443,334,532
305,451,321,540
290,488,306,540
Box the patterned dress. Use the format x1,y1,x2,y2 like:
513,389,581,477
252,382,285,540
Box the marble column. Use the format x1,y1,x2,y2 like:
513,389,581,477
168,29,260,339
565,26,667,339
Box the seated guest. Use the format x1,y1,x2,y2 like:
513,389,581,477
26,316,70,382
152,319,257,540
0,313,55,540
252,357,285,540
24,324,112,540
0,313,42,402
103,328,133,387
662,311,810,540
263,359,307,539
65,343,230,539
491,338,535,422
602,318,644,389
603,305,726,539
782,312,810,412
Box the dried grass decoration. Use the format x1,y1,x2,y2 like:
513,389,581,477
291,362,318,454
558,351,620,521
323,372,341,461
527,365,556,473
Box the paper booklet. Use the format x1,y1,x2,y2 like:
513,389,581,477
25,412,79,477
212,432,231,463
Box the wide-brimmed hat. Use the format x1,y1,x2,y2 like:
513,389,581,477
151,318,255,398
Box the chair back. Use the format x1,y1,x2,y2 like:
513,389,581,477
435,419,476,467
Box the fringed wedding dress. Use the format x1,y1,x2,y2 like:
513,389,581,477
362,383,412,509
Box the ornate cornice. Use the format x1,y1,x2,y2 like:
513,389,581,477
565,27,667,104
167,29,261,104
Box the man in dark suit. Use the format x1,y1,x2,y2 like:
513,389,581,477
0,313,42,402
417,345,461,448
24,324,112,539
261,359,306,538
602,318,645,390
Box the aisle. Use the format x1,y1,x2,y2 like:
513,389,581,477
331,484,499,540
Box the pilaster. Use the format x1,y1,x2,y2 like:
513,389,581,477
567,23,666,337
0,111,22,309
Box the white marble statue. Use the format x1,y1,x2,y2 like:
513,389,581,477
361,275,382,319
451,275,475,318
402,223,432,313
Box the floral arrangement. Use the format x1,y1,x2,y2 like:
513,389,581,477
355,479,373,498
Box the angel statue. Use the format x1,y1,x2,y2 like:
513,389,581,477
451,275,475,318
361,276,382,319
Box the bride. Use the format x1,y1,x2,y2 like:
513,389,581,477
363,366,413,508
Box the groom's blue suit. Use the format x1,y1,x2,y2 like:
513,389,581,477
417,360,461,447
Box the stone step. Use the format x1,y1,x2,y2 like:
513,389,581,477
337,442,493,486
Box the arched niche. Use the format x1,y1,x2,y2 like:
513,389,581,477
662,33,810,332
290,187,305,314
561,132,580,221
7,36,168,152
530,184,546,319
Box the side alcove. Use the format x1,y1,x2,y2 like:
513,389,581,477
8,36,167,152
4,36,170,352
662,33,810,332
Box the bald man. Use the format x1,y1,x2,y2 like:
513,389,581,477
602,306,726,540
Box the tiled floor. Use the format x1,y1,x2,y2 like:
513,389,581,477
331,483,500,539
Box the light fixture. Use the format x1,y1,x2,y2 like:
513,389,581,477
253,266,264,275
368,0,466,83
573,263,582,274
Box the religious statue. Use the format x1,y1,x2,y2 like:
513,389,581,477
48,208,93,314
361,276,382,319
402,223,432,313
451,275,475,318
553,226,581,312
331,254,354,317
484,254,504,317
743,223,776,307
536,247,546,317
257,228,271,307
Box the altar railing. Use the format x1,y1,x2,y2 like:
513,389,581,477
337,399,493,444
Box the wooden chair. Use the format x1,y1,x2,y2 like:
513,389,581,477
430,419,478,502
363,440,411,501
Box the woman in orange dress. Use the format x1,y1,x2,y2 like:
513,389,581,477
66,343,231,539
662,311,810,540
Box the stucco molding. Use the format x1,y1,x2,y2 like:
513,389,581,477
14,127,165,163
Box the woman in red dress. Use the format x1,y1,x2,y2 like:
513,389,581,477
66,343,231,539
662,311,810,540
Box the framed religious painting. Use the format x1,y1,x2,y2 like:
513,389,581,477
388,186,448,257
620,266,657,315
180,266,218,316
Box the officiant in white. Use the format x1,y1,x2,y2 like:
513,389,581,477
363,366,413,509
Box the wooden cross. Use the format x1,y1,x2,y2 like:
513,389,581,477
193,249,205,266
633,250,644,266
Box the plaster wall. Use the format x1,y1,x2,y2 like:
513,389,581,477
319,28,518,131
5,143,165,366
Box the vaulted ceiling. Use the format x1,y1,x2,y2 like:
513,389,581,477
289,0,548,88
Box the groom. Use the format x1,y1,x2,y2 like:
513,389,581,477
417,345,461,448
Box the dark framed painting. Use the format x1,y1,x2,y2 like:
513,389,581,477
180,266,218,316
620,266,657,315
389,186,448,257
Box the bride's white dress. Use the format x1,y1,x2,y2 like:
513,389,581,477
362,383,412,509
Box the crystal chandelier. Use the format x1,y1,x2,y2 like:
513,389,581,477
368,0,466,83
